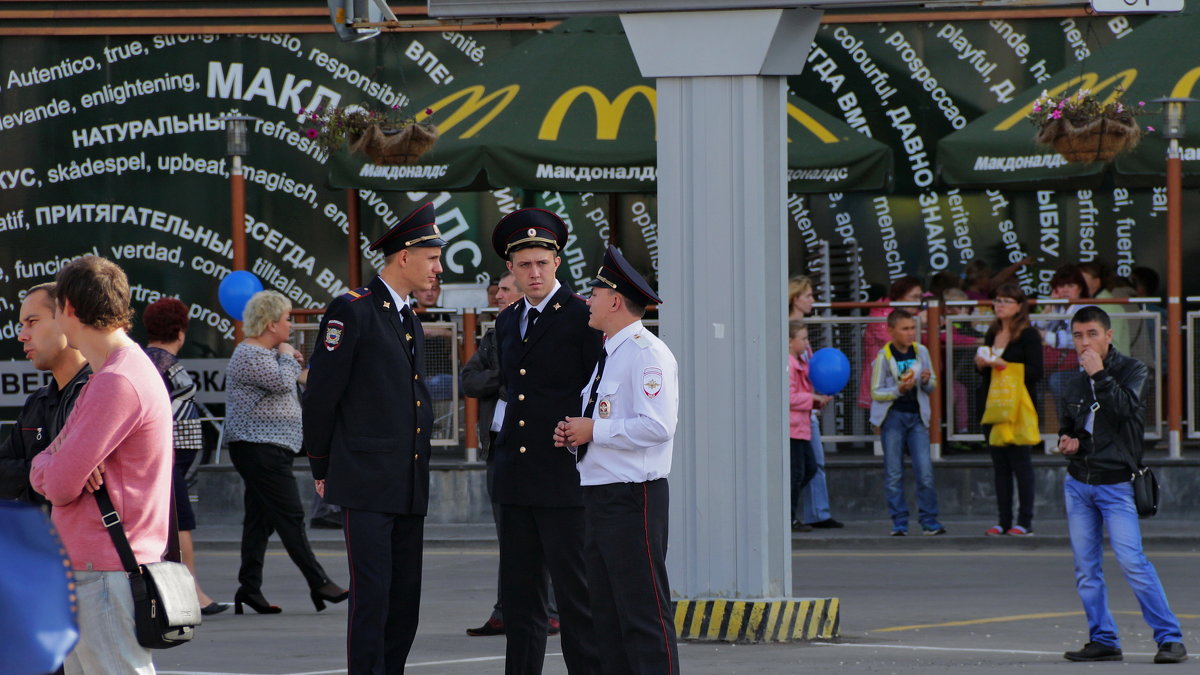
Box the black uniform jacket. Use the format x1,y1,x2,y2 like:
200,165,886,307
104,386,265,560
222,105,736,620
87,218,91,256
0,364,91,505
1058,346,1148,485
493,285,603,507
304,276,434,515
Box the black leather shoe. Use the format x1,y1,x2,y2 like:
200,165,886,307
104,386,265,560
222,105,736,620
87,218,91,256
466,618,505,636
200,602,230,616
1064,642,1123,662
1155,642,1188,664
310,582,349,611
791,520,813,532
809,519,845,529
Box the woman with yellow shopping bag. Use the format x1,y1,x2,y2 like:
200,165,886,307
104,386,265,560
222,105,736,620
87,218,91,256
975,284,1044,536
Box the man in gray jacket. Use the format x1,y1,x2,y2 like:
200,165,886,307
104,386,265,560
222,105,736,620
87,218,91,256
1057,306,1187,665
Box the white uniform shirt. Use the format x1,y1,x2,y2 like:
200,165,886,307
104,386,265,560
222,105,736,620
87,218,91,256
377,276,411,319
576,320,678,486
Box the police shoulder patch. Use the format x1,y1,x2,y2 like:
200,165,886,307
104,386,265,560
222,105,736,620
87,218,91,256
642,366,663,399
324,320,345,351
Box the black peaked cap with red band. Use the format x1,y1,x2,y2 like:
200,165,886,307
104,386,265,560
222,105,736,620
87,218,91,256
491,208,568,260
588,245,662,306
369,202,446,256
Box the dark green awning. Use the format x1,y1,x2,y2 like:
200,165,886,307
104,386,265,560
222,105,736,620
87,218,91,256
937,10,1200,190
328,18,892,193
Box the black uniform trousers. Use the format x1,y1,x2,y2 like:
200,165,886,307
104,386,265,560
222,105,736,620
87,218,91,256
343,508,424,675
499,504,597,674
582,479,679,675
228,441,330,592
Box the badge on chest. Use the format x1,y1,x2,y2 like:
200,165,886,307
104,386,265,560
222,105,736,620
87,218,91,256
597,398,612,419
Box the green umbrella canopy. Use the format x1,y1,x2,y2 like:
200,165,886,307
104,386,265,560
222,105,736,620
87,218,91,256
328,17,892,193
937,10,1200,190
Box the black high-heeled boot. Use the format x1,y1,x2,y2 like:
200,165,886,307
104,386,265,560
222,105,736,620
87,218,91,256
310,581,349,611
234,588,282,615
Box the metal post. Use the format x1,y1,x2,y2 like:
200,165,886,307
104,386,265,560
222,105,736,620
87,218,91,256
1151,95,1193,458
463,310,479,462
346,188,362,288
926,298,943,459
1167,137,1183,457
230,154,246,342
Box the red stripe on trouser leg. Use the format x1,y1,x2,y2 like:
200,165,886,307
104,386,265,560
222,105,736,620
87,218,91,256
642,482,673,674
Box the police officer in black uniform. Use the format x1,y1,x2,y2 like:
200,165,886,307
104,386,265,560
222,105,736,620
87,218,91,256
492,208,603,674
304,202,445,675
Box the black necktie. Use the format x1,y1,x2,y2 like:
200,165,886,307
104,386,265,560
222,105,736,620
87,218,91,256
577,350,608,462
524,308,540,340
399,304,416,354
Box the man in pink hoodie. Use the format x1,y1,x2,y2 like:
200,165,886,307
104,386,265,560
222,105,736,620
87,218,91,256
31,256,172,675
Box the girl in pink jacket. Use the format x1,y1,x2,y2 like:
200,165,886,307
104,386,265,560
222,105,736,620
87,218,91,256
789,320,829,532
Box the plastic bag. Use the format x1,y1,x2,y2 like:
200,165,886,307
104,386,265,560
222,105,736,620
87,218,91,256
980,362,1024,425
985,363,1040,446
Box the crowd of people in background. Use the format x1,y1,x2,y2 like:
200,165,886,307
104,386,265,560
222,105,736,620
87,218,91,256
1,240,1188,671
774,256,1179,542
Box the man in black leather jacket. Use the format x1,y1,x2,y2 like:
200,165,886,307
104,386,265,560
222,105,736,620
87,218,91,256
1056,306,1187,665
0,283,90,506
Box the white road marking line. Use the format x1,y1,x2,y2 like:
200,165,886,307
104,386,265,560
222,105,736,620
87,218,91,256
812,642,1154,657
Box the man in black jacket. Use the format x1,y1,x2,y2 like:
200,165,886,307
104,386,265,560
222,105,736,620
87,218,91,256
304,202,444,674
491,208,603,674
0,283,90,506
1057,306,1187,665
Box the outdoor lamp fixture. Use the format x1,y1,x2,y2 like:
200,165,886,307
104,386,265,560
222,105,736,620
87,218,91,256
223,114,255,157
1149,96,1195,457
222,113,257,282
1151,96,1197,140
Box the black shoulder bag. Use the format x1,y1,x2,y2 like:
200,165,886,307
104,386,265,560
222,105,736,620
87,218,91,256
1116,435,1159,518
95,485,201,648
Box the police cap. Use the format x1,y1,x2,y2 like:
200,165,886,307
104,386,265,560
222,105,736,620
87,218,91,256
369,202,446,256
589,245,662,306
491,208,568,260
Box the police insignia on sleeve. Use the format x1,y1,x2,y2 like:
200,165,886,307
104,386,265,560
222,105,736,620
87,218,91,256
598,398,611,419
324,320,345,351
642,367,662,399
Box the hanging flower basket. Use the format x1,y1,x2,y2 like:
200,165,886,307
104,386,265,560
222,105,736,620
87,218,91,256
348,123,440,165
1036,116,1141,164
1026,88,1148,165
299,103,438,164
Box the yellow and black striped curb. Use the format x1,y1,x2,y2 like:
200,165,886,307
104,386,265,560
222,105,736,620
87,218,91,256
673,598,839,642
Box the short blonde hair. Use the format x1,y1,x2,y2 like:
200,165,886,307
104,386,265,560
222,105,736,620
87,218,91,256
788,275,813,310
242,290,291,337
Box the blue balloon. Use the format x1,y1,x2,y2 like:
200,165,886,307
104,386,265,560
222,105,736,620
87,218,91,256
218,271,264,321
809,347,851,396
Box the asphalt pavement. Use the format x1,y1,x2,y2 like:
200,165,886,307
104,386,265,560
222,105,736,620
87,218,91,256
158,518,1199,674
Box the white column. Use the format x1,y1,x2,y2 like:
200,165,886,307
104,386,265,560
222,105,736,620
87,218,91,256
623,9,820,600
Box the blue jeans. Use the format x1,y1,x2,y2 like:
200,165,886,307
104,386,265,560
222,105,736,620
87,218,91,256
801,413,832,524
1064,476,1183,648
881,410,941,531
66,571,155,675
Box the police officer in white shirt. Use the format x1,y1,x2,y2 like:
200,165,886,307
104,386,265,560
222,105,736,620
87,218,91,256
554,245,680,675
